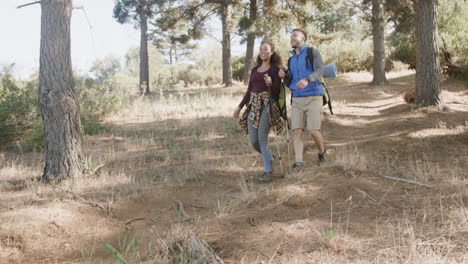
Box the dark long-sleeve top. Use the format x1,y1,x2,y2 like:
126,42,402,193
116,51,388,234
238,67,281,109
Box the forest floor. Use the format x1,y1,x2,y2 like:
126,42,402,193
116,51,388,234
0,71,467,264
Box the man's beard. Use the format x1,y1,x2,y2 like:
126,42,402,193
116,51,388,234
291,40,299,48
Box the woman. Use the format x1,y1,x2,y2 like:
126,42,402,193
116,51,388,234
233,40,285,183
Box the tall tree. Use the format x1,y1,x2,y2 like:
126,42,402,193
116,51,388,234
350,0,387,84
371,0,387,84
221,0,233,86
150,2,200,65
414,0,440,106
239,0,257,84
114,0,156,95
154,0,234,86
39,0,84,181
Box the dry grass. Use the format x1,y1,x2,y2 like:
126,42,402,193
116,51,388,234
1,74,467,263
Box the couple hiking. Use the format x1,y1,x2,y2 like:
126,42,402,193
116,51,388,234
233,28,327,183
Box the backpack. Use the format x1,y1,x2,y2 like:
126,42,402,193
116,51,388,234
249,66,288,121
287,47,334,115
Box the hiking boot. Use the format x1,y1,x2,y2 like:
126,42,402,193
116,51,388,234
257,172,273,183
318,150,327,166
289,162,304,174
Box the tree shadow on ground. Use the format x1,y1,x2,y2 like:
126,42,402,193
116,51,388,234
1,74,467,262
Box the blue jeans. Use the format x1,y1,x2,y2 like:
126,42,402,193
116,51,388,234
247,104,273,173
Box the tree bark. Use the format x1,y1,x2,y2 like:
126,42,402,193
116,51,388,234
414,0,440,106
243,0,257,84
39,0,84,181
139,0,150,95
371,0,387,85
169,46,173,65
221,0,233,86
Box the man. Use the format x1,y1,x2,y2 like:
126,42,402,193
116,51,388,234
279,28,327,173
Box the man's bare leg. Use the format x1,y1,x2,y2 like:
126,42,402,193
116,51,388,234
309,130,325,153
293,128,304,163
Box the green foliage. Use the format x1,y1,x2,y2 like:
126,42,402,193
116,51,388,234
82,155,104,177
81,115,105,135
76,73,126,134
195,47,222,85
0,65,38,143
321,228,336,242
169,243,208,264
90,54,121,84
104,233,143,264
151,2,200,64
391,42,416,69
438,0,468,65
388,0,468,71
113,0,158,26
223,117,236,135
232,56,245,82
163,135,187,161
124,45,165,78
319,39,374,72
177,66,204,87
156,47,223,87
25,118,44,152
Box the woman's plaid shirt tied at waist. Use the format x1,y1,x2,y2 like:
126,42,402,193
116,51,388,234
239,91,285,135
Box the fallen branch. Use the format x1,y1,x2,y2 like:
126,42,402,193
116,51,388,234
189,203,206,209
354,188,377,203
383,176,431,189
125,217,146,225
66,190,107,211
17,1,41,9
187,231,224,264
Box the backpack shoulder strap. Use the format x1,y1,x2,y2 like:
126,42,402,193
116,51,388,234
268,65,278,81
306,47,314,70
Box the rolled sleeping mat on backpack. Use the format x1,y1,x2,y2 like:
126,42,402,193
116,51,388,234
323,64,337,78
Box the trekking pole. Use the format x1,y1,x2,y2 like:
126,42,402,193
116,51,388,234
285,120,291,172
267,85,284,178
271,124,284,178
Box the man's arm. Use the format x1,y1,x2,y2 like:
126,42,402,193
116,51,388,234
305,49,324,83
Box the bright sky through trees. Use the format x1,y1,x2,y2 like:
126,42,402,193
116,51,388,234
0,0,243,79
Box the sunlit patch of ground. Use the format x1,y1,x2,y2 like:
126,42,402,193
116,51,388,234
1,72,467,263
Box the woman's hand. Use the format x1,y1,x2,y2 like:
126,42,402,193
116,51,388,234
233,107,241,118
264,74,272,86
278,67,287,78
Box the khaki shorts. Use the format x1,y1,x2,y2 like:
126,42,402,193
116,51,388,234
291,96,322,131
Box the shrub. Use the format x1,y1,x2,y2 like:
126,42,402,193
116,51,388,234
318,39,373,73
25,118,44,152
232,56,245,82
0,66,37,143
75,74,127,129
391,42,416,69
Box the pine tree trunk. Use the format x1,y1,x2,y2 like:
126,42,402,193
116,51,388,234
243,0,257,84
221,0,233,86
39,0,84,182
169,46,173,65
371,0,387,85
140,0,150,95
414,0,440,106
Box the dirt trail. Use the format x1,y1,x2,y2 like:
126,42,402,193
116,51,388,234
1,72,467,263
